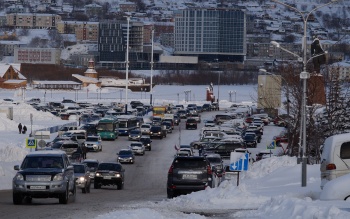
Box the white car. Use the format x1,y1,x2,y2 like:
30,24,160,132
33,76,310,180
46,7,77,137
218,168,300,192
130,142,145,155
140,124,152,135
84,135,102,152
204,120,216,127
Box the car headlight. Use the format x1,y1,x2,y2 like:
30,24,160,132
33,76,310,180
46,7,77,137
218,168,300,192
78,176,86,182
115,173,121,177
53,173,64,181
14,173,24,181
96,173,101,177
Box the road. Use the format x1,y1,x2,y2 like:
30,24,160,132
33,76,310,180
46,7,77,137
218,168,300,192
0,111,283,218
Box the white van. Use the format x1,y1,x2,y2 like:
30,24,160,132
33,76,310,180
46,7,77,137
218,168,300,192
320,133,350,189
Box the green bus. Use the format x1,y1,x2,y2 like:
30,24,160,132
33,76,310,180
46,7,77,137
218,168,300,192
96,118,119,140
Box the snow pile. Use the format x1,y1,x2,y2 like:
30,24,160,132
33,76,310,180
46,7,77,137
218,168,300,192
95,208,205,219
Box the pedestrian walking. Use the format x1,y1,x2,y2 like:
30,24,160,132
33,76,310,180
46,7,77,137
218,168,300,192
82,144,88,159
18,123,22,134
22,125,27,134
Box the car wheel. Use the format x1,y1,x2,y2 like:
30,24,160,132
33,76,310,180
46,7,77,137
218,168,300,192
13,192,22,205
149,147,151,151
94,182,100,189
71,184,76,202
59,187,69,204
167,189,173,199
87,183,91,193
100,146,102,151
117,182,123,190
82,187,86,193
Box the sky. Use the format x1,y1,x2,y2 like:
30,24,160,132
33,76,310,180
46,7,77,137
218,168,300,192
1,85,350,218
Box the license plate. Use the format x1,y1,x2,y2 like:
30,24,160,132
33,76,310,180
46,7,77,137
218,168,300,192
104,176,112,179
30,185,46,190
182,174,197,179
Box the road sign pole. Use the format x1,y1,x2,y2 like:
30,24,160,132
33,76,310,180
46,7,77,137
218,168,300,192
237,171,240,186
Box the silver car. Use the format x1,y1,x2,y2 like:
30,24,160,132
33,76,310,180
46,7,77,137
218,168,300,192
129,142,145,155
12,150,76,205
73,164,91,193
84,135,102,152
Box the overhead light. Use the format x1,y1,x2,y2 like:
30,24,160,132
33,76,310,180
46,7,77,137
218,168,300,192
270,41,280,48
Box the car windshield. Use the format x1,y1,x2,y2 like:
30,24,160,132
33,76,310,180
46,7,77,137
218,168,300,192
173,159,207,169
22,157,63,169
73,165,85,173
130,130,140,134
130,143,142,147
83,162,98,168
86,137,99,141
140,138,150,143
119,150,132,155
207,157,221,163
51,142,63,149
141,125,150,128
98,163,121,171
245,135,255,140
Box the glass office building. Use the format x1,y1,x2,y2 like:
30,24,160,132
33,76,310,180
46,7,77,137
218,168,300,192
174,8,246,62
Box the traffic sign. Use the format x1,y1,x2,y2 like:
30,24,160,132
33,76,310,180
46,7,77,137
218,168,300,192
267,140,276,150
230,152,249,171
38,140,46,148
26,138,37,148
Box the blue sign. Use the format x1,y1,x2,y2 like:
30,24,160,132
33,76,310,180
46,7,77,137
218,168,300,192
230,153,249,171
26,138,37,148
267,140,276,150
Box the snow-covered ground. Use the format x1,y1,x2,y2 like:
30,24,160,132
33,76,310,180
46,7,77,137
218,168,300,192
1,84,350,218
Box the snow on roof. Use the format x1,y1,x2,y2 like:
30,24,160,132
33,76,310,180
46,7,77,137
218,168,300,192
3,79,26,83
0,63,25,79
72,74,99,83
32,80,81,85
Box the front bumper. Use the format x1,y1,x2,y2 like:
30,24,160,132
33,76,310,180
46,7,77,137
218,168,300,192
13,180,67,198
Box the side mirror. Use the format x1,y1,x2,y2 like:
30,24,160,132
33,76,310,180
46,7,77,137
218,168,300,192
116,152,119,155
14,165,20,170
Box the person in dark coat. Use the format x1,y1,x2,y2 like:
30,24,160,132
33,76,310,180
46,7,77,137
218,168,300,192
82,144,88,159
311,36,326,73
22,125,27,134
18,123,22,134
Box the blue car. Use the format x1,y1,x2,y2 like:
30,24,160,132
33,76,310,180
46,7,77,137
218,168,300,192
117,149,135,164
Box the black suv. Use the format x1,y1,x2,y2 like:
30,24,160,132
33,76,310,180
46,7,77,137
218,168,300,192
12,150,76,205
167,156,214,198
130,101,144,109
140,136,152,151
150,125,166,139
186,118,197,129
94,162,125,190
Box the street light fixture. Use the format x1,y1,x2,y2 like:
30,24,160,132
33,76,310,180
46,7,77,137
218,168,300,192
272,0,338,187
125,16,130,114
150,27,154,105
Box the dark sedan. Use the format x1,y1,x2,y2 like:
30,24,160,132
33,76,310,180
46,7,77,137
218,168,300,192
94,162,125,190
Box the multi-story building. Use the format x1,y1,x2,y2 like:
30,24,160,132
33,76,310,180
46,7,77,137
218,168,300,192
6,13,61,29
119,2,137,12
174,8,246,62
14,48,61,64
98,20,144,65
0,40,26,56
57,21,99,41
85,3,103,17
257,75,281,109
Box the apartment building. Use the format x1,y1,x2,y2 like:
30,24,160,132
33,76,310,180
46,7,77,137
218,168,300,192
14,48,61,64
6,13,61,29
0,40,26,56
98,20,144,64
119,2,137,12
57,21,99,41
174,8,246,62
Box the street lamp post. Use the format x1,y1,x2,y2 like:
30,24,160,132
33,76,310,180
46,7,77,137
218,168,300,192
234,90,237,103
150,28,154,105
125,16,130,114
271,0,337,187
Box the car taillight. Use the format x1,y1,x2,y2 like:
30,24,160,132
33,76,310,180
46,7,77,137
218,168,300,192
326,163,336,170
207,165,212,174
168,165,174,174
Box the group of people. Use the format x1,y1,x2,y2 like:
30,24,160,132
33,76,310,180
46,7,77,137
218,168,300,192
18,123,27,134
